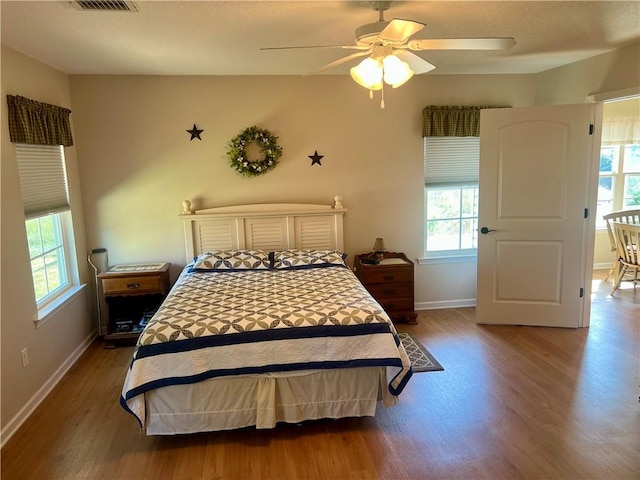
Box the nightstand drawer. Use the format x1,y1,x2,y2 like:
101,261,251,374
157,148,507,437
366,282,413,299
102,276,163,295
377,297,414,313
364,268,413,285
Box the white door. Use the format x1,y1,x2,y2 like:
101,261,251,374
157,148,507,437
476,104,602,327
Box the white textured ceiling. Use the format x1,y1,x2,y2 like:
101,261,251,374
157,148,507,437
1,0,639,76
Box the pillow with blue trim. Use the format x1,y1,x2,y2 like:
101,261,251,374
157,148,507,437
272,249,347,269
192,250,271,271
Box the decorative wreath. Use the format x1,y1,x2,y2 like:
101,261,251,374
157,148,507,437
226,126,283,177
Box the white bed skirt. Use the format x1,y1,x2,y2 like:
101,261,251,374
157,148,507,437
145,366,396,435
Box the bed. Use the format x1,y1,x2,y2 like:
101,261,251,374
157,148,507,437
120,198,412,435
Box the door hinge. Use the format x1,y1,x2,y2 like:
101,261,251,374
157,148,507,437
589,124,594,135
579,287,584,298
584,208,589,219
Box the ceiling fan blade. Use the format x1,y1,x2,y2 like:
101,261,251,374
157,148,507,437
304,50,372,75
394,50,436,75
379,18,426,43
407,37,516,51
261,45,369,51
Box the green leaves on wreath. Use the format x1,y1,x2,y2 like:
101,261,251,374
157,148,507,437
226,126,283,177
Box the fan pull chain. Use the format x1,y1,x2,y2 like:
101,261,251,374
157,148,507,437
369,89,373,100
380,83,385,109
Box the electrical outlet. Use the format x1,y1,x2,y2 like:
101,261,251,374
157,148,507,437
21,348,29,367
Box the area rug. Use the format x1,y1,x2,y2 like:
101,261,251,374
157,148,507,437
399,332,444,373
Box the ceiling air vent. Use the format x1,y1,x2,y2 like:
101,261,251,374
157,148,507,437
71,1,139,12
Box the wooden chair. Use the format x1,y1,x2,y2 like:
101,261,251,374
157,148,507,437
602,209,640,282
610,221,640,295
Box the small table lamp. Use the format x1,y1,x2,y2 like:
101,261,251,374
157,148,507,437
373,237,386,254
361,238,387,265
372,237,386,261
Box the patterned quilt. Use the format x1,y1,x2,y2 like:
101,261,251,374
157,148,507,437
120,265,413,426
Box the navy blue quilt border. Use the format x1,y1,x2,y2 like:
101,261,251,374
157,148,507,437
124,357,403,400
134,322,393,359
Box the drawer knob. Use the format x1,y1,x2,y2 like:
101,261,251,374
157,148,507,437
383,274,394,281
383,288,394,295
126,282,140,289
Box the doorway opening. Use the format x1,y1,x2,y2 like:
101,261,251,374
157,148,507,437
592,95,639,293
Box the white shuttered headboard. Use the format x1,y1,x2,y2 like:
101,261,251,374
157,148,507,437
179,198,347,262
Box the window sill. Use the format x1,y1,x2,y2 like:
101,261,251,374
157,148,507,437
418,255,477,265
34,284,87,329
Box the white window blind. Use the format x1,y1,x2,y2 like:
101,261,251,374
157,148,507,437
424,137,480,186
15,144,69,219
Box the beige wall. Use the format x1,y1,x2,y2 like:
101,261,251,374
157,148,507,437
536,42,640,105
1,46,92,438
68,74,536,307
604,97,640,117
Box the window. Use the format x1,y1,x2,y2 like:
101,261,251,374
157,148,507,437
596,143,640,227
26,212,71,304
423,137,480,258
16,144,78,313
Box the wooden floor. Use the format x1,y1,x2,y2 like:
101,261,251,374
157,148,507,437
2,270,638,480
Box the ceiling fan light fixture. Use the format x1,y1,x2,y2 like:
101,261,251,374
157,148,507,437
382,54,414,88
350,57,383,90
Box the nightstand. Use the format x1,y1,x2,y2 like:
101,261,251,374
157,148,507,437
354,252,418,324
98,262,170,347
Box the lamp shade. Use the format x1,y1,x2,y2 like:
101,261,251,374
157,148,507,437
372,237,386,252
350,57,383,90
382,54,414,88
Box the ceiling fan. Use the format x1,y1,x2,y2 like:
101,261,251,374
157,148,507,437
261,1,515,106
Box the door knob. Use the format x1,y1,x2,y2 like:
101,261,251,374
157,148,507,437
480,227,496,234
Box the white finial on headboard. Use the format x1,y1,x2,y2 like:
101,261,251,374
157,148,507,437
334,195,343,209
182,200,193,214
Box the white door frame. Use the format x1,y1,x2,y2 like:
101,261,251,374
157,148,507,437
586,86,640,104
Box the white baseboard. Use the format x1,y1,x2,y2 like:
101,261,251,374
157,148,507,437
416,298,476,310
593,263,611,270
0,330,98,448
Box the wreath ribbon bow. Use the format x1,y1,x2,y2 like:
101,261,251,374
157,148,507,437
226,126,283,177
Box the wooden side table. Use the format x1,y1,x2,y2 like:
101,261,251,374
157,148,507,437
354,252,418,324
98,263,171,347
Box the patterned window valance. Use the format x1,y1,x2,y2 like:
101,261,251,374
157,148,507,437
7,95,74,146
422,105,502,137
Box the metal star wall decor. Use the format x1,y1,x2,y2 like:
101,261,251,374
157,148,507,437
308,150,324,166
187,124,204,141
